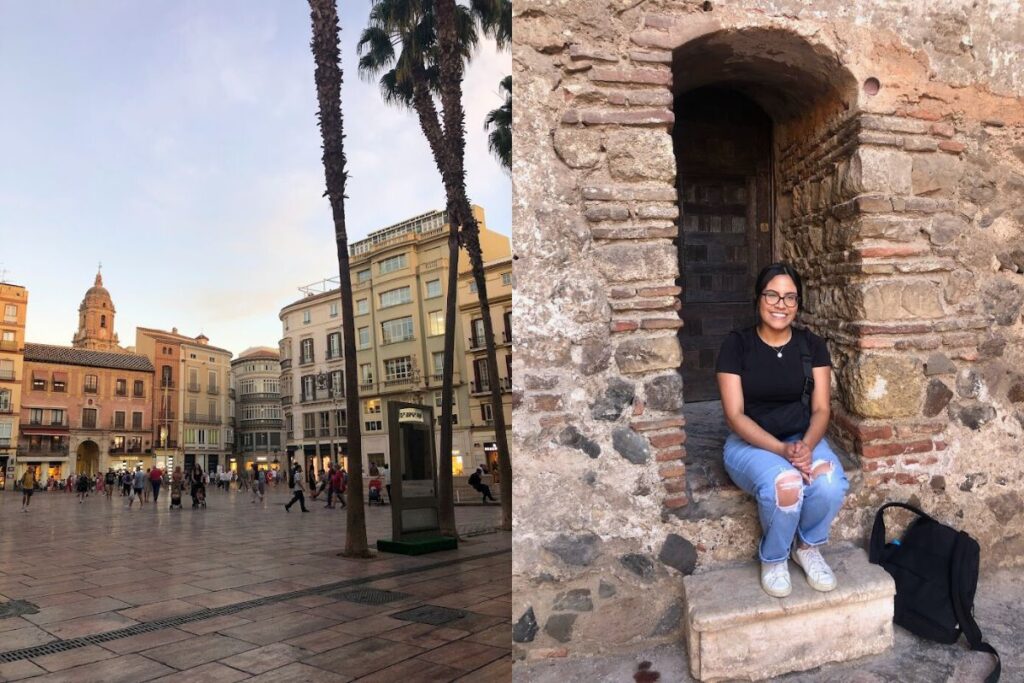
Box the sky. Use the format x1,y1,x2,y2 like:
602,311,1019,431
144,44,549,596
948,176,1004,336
0,1,510,356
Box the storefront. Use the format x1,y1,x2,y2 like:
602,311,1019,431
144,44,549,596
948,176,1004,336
484,442,499,481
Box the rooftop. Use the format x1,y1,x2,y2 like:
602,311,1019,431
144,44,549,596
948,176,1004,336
349,209,447,257
24,343,155,372
136,326,232,356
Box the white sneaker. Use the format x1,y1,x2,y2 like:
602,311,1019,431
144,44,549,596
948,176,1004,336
760,561,792,597
791,546,837,592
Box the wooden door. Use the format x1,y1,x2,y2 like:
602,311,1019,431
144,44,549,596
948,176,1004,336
674,88,773,401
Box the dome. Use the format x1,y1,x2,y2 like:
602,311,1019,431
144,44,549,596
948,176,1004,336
80,271,114,310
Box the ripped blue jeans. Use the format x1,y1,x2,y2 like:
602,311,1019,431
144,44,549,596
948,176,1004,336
723,433,849,564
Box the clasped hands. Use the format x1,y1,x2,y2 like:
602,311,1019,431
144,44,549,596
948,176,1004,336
783,440,813,482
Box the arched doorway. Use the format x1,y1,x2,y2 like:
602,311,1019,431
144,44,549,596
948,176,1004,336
675,87,773,401
76,440,99,475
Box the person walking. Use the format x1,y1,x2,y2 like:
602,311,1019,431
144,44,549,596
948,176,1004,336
382,464,391,504
121,470,132,497
284,464,309,512
191,466,207,508
20,467,37,512
331,466,348,509
469,466,497,504
251,464,266,504
128,467,146,508
76,472,90,503
170,466,184,509
104,469,115,499
149,464,163,505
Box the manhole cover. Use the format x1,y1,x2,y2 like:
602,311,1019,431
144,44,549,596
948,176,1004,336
391,605,467,626
330,589,409,605
0,600,38,619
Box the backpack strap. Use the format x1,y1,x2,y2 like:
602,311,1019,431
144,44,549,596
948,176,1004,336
869,502,935,564
951,532,1001,682
796,329,814,410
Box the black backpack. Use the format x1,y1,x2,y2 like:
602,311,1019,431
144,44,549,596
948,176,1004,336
869,502,1000,682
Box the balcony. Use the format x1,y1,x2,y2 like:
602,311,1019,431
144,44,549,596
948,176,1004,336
500,377,512,392
471,382,492,396
84,386,98,394
229,388,236,399
281,396,292,407
319,428,330,437
133,391,145,399
383,377,414,388
0,340,18,352
280,358,292,370
240,418,283,429
325,352,343,362
17,446,70,458
381,336,415,347
240,392,280,403
158,410,176,421
503,330,512,344
333,426,348,437
185,413,221,424
303,428,316,438
154,440,178,450
298,356,314,366
468,336,487,351
0,371,16,382
115,390,128,398
187,383,200,393
160,379,175,389
207,386,220,395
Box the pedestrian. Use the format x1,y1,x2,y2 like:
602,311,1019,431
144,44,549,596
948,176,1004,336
104,469,116,498
149,464,163,505
382,464,391,504
143,468,151,503
284,464,309,512
312,467,329,501
130,466,146,507
65,474,73,493
95,471,104,495
469,466,497,504
331,465,347,509
191,466,207,508
220,469,230,491
170,466,184,509
76,472,90,503
20,467,36,512
251,464,266,504
122,470,132,497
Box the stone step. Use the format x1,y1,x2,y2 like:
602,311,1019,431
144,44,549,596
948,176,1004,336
682,546,895,681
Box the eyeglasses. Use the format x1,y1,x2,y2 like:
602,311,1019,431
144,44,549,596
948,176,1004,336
760,291,799,308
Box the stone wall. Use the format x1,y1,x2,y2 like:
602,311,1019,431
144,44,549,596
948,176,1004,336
512,0,1024,661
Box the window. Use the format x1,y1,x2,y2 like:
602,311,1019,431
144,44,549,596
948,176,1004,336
381,316,414,344
474,358,490,392
365,420,383,432
51,409,64,425
502,272,512,286
114,411,126,429
52,377,66,392
426,280,442,298
303,310,311,324
329,302,338,318
161,365,172,387
3,304,15,322
208,400,217,420
357,269,371,283
0,389,9,412
0,422,11,446
1,330,13,343
301,375,315,401
100,314,107,328
379,286,412,308
360,363,373,384
384,356,413,382
300,338,314,364
471,318,485,347
303,413,316,437
378,253,408,275
188,398,198,417
432,352,444,376
357,299,369,315
208,370,218,393
358,327,370,349
327,332,341,359
132,412,143,430
470,280,478,294
330,370,343,394
319,411,330,436
82,408,97,429
188,368,198,390
482,403,494,422
133,380,144,397
0,359,13,380
32,376,46,391
29,408,43,425
428,310,445,336
111,435,124,452
364,399,381,414
115,379,127,396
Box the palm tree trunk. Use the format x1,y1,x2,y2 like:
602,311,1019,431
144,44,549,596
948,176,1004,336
308,0,370,557
437,201,461,537
434,0,512,530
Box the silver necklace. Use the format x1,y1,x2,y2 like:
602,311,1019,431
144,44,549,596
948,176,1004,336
757,329,792,359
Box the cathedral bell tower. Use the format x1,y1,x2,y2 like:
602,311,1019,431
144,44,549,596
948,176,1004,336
72,268,121,351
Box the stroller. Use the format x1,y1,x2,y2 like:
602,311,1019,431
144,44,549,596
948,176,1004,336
368,478,384,505
170,480,184,509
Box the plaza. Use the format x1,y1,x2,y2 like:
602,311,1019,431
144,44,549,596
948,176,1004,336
0,487,510,681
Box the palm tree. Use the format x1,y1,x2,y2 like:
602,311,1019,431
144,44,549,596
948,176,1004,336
484,75,511,172
358,0,510,535
308,0,370,557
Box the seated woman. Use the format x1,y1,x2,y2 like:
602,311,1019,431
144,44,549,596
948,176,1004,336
716,263,849,598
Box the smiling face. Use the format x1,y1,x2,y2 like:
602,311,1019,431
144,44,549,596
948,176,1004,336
758,274,799,332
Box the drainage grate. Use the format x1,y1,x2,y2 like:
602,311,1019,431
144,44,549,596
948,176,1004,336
0,548,508,663
391,604,468,626
331,588,410,605
0,600,39,619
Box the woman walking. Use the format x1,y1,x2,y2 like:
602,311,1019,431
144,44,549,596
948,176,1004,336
717,263,848,598
284,465,309,513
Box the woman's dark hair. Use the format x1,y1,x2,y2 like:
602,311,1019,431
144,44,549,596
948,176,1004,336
753,262,803,311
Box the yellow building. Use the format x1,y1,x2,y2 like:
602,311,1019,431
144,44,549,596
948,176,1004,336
279,205,511,476
0,282,28,489
459,255,513,475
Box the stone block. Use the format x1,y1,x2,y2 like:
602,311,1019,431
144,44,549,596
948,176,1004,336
849,147,913,194
593,243,678,282
605,129,674,182
683,547,895,681
553,128,604,169
844,355,924,418
911,153,962,196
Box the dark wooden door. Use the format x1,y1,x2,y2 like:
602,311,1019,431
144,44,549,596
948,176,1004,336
674,88,773,401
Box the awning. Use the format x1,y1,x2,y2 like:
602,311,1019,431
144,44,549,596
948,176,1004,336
18,454,69,461
19,426,69,435
32,369,47,380
53,371,68,383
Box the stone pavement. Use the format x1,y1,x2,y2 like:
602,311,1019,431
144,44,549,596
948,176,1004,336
515,564,1020,682
0,486,510,681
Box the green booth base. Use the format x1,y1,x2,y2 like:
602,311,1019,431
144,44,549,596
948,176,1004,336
377,536,458,555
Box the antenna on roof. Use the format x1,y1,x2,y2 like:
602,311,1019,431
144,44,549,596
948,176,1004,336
0,264,9,283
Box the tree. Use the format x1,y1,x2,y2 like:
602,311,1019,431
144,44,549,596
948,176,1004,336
308,0,370,557
484,75,511,172
358,0,509,534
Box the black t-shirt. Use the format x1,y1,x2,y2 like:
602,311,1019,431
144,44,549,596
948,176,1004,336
715,326,831,432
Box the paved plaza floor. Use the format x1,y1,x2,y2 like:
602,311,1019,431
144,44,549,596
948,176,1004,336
0,486,510,682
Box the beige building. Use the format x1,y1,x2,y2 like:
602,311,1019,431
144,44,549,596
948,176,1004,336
459,256,513,476
279,205,511,476
232,347,284,473
0,282,29,488
135,327,233,475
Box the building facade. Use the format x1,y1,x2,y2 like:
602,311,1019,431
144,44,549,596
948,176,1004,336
0,283,29,489
135,327,233,475
279,205,511,476
232,347,284,473
460,256,513,476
